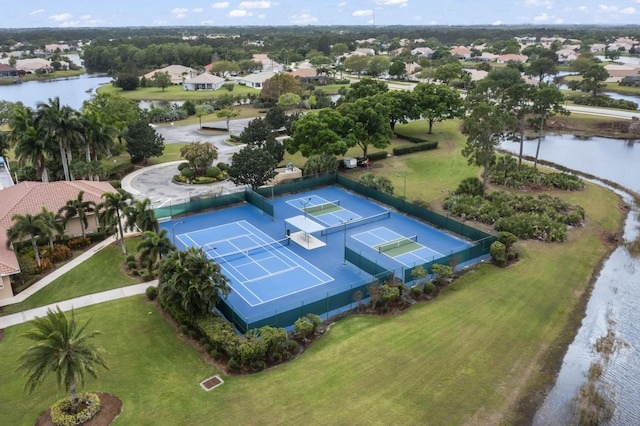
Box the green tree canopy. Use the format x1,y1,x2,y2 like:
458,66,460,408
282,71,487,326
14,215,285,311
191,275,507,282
413,82,465,134
151,71,171,91
228,145,278,189
261,73,300,102
124,119,165,164
344,55,370,76
180,141,218,177
346,77,388,102
337,97,393,157
158,247,231,316
288,109,351,157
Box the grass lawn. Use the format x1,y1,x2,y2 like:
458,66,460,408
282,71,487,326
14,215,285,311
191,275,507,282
0,180,619,424
0,119,624,424
97,83,260,102
0,238,141,317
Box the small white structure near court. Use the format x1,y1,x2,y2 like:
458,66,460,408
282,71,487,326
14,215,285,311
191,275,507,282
285,215,326,250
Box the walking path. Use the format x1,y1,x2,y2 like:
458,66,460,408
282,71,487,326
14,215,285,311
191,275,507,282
0,282,156,329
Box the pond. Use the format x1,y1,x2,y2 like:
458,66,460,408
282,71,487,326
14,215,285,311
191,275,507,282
501,134,640,424
0,72,112,110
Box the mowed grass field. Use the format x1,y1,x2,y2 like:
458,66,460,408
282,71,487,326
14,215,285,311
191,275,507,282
0,119,623,425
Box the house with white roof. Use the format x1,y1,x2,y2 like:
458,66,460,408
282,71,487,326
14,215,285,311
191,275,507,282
235,71,275,89
142,65,198,85
183,73,225,91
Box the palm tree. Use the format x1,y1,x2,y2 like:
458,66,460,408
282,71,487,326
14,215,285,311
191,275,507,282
10,106,53,182
158,247,230,317
17,306,109,414
126,198,159,233
38,207,65,252
80,110,116,180
6,213,47,269
35,97,84,181
98,191,131,255
58,191,96,239
137,229,175,274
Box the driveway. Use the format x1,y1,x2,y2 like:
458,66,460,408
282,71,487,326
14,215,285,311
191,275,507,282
123,118,254,206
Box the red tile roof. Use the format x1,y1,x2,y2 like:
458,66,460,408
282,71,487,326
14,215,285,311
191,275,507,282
0,180,116,276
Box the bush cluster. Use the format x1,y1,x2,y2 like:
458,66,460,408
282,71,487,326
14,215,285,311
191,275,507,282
489,158,584,191
366,151,388,161
50,393,101,426
393,141,438,156
443,192,584,242
568,94,638,111
41,244,72,262
68,237,91,249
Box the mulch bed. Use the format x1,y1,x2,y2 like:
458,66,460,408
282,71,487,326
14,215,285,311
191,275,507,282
34,393,122,426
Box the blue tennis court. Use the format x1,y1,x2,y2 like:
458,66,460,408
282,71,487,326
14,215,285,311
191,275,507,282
352,227,444,267
163,185,485,331
176,220,333,306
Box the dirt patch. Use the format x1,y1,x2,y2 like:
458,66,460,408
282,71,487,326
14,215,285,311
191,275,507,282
35,393,122,426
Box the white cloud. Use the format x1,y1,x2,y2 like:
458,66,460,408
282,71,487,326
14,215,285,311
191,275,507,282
49,13,72,22
229,9,251,17
375,0,408,6
239,1,275,9
598,5,617,12
338,1,347,6
620,7,636,14
289,13,318,24
211,2,229,8
533,12,550,22
171,8,189,19
577,6,588,12
30,9,45,15
525,0,553,7
352,9,373,16
193,8,204,13
492,20,503,25
80,15,92,20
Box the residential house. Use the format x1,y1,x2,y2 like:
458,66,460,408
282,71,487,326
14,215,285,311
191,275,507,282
474,52,499,62
0,180,117,300
449,46,473,60
353,47,375,56
497,54,528,64
0,64,19,79
44,43,70,53
235,71,275,88
590,43,607,53
604,64,640,82
142,65,198,85
411,47,434,58
15,58,53,74
183,73,225,91
252,54,284,73
288,68,329,84
556,48,578,64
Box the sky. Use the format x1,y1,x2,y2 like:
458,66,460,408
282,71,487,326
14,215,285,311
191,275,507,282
1,0,640,28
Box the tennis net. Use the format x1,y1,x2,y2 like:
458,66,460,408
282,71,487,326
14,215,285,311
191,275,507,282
378,235,418,253
321,210,391,236
304,200,341,214
207,238,290,264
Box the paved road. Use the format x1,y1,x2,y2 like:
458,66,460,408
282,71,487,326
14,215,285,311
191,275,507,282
124,118,254,205
565,105,640,120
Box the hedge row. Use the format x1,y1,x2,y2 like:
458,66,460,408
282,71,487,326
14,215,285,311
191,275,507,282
393,132,431,144
393,141,438,156
367,151,389,161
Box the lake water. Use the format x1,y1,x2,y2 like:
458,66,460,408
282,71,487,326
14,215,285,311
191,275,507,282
0,73,112,110
501,134,640,424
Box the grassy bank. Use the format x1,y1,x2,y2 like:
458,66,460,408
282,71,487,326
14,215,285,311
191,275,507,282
97,83,260,101
0,69,86,85
0,117,624,424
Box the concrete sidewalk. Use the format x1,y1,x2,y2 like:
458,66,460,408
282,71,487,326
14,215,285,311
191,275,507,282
0,236,126,308
0,281,157,329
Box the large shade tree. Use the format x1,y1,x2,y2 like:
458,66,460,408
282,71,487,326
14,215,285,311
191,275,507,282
413,82,465,134
17,307,109,415
228,145,278,190
287,109,351,157
337,96,393,157
158,247,231,317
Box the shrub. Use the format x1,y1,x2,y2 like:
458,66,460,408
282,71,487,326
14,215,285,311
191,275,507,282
181,167,195,179
210,349,220,360
177,162,189,171
379,284,400,306
490,241,507,266
411,286,423,298
142,271,155,282
456,177,484,196
216,162,228,171
206,166,222,179
193,176,216,184
431,264,452,285
87,232,107,243
228,357,241,373
179,324,189,335
423,282,435,295
38,257,53,273
44,244,72,262
146,286,158,300
50,393,101,426
127,260,137,270
393,141,438,156
126,254,136,263
68,237,91,249
294,316,314,339
367,151,388,161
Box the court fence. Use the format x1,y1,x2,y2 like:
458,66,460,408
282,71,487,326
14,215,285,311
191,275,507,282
217,272,387,334
154,187,274,220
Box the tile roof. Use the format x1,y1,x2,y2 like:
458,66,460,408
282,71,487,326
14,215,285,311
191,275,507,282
0,180,116,276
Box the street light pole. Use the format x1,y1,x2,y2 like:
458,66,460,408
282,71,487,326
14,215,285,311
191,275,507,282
397,174,406,207
171,221,185,246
